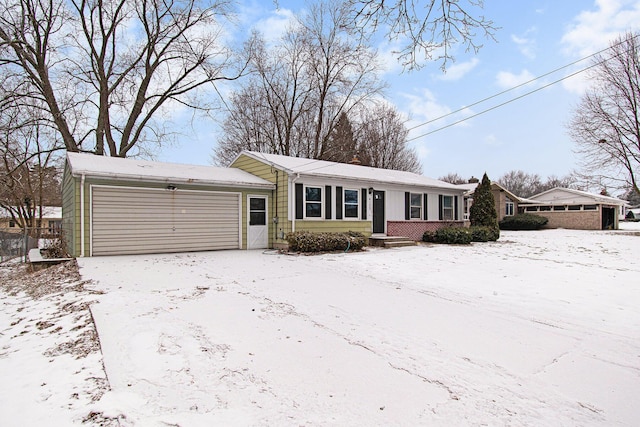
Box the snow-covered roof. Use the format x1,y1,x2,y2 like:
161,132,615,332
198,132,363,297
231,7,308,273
528,187,627,206
239,151,464,192
1,206,61,219
66,152,275,189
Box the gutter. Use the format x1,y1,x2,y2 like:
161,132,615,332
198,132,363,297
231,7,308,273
80,174,85,257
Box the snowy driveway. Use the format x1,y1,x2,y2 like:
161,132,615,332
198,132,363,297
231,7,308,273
78,228,640,426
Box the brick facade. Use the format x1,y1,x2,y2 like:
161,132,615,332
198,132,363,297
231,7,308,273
534,210,601,230
387,220,465,241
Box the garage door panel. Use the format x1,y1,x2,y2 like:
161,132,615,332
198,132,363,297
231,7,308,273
92,186,241,256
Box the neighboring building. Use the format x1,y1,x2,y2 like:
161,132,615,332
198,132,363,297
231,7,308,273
459,180,528,223
0,206,62,236
231,151,466,248
519,187,627,230
63,151,466,256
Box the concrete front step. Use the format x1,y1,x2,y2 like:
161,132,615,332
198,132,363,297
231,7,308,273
369,236,416,248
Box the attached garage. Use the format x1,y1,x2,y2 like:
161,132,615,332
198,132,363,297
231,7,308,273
63,153,274,257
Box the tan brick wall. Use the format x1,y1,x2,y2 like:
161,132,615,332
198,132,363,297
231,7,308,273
535,210,601,230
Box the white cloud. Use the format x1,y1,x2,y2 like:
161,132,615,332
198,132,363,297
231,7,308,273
253,8,297,43
511,28,537,60
435,58,480,81
495,69,536,89
561,0,640,57
560,0,640,94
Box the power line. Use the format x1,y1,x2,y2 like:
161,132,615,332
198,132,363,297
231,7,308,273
405,33,639,141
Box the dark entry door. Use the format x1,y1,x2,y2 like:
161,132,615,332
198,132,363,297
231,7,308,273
601,207,615,230
373,190,385,234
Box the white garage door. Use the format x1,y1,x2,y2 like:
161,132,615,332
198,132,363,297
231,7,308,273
91,186,241,256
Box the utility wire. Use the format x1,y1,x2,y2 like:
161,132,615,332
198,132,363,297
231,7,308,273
405,33,639,140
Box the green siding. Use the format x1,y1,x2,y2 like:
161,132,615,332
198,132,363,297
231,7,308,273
295,220,372,236
232,154,290,245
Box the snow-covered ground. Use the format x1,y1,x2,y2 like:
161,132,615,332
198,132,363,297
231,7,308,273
2,224,639,426
75,224,640,426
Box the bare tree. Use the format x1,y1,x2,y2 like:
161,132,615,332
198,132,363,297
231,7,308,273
497,170,576,198
342,0,497,70
214,0,384,165
439,173,468,184
0,100,63,234
568,32,640,197
355,103,421,173
0,0,241,157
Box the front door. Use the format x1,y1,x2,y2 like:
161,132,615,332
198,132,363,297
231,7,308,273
373,190,385,234
248,196,268,249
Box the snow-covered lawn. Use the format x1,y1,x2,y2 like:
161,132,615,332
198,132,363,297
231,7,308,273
72,225,640,426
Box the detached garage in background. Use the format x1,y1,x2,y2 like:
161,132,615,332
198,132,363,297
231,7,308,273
63,153,275,256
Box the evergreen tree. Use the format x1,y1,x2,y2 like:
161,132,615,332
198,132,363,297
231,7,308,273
320,112,357,163
470,173,498,229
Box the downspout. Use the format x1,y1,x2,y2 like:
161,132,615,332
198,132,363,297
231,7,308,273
291,173,300,233
80,174,85,257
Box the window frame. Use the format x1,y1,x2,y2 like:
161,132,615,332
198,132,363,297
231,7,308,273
441,195,454,220
304,185,323,218
343,188,359,219
505,197,514,217
410,193,422,219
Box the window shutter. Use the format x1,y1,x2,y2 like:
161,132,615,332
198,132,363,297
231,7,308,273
423,193,428,220
295,183,303,219
361,189,367,220
404,192,410,220
336,186,343,219
454,195,459,220
325,186,332,219
438,195,443,220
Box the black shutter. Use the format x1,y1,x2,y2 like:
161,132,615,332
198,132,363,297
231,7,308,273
325,186,332,219
404,192,410,220
361,188,367,220
454,195,459,220
336,186,343,219
295,183,303,219
423,193,428,220
438,195,443,220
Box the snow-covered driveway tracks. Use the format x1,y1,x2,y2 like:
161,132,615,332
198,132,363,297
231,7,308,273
78,227,640,426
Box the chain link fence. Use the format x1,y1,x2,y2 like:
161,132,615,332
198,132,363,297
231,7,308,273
0,229,56,263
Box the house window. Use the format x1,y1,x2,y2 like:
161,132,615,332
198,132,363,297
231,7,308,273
249,198,267,225
539,206,551,211
410,193,422,219
553,205,566,211
525,206,538,212
441,195,454,220
344,189,359,218
305,186,322,218
568,205,581,211
583,204,598,211
9,220,16,228
505,197,514,216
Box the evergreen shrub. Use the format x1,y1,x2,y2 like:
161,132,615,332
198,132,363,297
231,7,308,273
286,231,367,252
434,227,472,244
499,213,548,230
470,226,500,242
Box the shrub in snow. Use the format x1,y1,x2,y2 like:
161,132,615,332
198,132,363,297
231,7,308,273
499,213,548,230
422,230,436,243
470,226,499,242
434,227,472,244
286,231,367,252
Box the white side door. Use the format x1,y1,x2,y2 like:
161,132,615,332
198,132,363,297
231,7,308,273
247,196,268,249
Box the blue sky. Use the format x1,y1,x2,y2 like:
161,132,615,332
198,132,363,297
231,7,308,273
157,0,640,184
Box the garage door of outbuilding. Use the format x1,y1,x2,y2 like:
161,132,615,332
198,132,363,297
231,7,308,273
91,186,241,256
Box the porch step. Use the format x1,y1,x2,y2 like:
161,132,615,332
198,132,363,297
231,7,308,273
368,236,416,248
